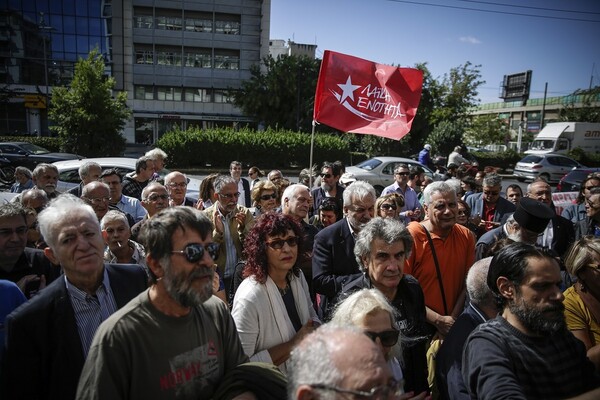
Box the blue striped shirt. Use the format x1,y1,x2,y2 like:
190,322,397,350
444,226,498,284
65,267,117,358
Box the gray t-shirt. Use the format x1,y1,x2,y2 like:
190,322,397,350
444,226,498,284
77,290,248,400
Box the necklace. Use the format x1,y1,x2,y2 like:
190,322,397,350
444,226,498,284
278,283,290,296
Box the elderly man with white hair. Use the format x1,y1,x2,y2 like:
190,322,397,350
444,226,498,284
100,210,148,274
67,160,102,197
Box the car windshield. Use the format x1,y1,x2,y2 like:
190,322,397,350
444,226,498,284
520,155,542,163
529,140,555,151
355,158,382,171
19,143,50,155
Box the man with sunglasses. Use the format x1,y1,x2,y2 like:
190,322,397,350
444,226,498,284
0,202,55,299
3,195,147,400
340,217,429,395
466,173,515,237
77,207,253,400
382,164,422,224
202,175,253,299
310,161,344,218
576,187,600,240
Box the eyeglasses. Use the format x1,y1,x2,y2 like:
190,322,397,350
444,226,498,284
171,243,220,262
395,172,409,176
310,379,403,399
364,329,400,347
84,196,110,205
0,226,28,236
266,237,299,249
320,173,332,179
260,193,277,201
145,194,169,202
218,192,240,199
586,200,600,210
380,203,397,211
584,185,597,190
167,182,187,188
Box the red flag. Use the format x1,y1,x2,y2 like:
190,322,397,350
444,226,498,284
313,50,423,140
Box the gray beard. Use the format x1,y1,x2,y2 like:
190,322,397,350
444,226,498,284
321,182,333,192
163,264,214,307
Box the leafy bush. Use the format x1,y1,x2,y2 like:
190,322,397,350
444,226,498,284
568,147,600,167
157,127,351,168
471,149,522,173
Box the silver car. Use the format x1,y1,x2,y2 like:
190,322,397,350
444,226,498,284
345,156,435,194
52,157,201,199
514,153,584,183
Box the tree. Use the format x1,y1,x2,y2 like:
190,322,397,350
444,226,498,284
559,86,600,122
230,55,321,132
464,114,508,146
49,49,130,156
426,120,464,157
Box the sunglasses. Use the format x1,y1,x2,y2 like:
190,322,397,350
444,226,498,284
320,173,332,179
266,237,299,250
395,172,409,176
364,329,399,347
380,203,397,211
171,243,220,262
260,193,278,201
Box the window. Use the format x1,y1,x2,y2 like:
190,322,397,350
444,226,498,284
185,50,211,68
156,16,182,31
135,49,154,64
185,17,212,33
185,88,209,102
214,13,240,35
134,15,153,29
157,87,182,101
134,86,154,100
214,50,239,70
213,90,231,103
157,50,182,66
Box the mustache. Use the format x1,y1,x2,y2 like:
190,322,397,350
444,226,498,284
187,266,213,281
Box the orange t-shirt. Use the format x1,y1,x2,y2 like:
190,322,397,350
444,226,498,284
405,222,475,315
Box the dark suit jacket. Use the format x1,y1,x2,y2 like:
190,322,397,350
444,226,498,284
475,225,507,261
241,178,251,207
466,193,516,223
312,218,361,320
550,214,575,260
2,263,148,400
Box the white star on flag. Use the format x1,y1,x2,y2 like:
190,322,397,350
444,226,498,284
337,76,361,103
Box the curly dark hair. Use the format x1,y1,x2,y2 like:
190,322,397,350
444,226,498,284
242,213,304,284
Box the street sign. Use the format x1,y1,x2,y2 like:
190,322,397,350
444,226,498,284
23,95,46,109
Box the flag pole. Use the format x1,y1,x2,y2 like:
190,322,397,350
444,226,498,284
309,120,316,188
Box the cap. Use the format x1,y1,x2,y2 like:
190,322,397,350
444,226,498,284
424,144,432,151
339,172,357,185
513,197,554,234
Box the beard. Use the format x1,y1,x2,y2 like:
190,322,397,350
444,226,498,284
162,260,214,307
321,181,333,191
508,296,566,336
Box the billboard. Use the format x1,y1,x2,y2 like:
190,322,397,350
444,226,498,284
500,70,532,102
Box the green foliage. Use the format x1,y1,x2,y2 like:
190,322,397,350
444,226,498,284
49,49,130,157
472,149,522,172
464,114,509,146
559,86,600,123
425,120,464,156
0,136,63,152
568,147,600,167
156,127,350,168
229,55,321,132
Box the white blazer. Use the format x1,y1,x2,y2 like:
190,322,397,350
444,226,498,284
231,272,318,374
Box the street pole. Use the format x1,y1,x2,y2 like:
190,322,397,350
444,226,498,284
39,12,53,135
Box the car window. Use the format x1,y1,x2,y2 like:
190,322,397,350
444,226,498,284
545,156,560,166
355,159,382,171
382,163,396,175
0,144,17,153
520,155,542,163
559,158,578,167
58,169,81,184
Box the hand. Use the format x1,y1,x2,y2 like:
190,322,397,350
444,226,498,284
399,391,430,400
195,199,204,210
435,314,455,336
213,210,224,235
211,267,221,294
16,274,43,297
292,320,318,346
234,211,246,230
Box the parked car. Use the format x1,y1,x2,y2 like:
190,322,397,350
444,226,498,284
52,158,201,199
345,156,435,194
556,167,600,192
513,153,584,183
0,142,82,170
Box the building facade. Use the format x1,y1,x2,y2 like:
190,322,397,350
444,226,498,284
1,0,270,143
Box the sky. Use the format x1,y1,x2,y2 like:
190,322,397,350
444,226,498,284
269,0,600,105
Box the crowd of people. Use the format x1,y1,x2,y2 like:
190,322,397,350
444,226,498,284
1,147,600,400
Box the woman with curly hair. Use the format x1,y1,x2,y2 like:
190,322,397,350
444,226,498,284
231,213,319,374
250,180,278,217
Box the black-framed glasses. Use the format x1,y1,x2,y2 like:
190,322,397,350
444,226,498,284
310,379,403,399
260,193,277,201
218,192,240,199
395,172,409,176
171,243,220,262
364,329,400,347
266,237,299,250
380,203,397,211
83,196,110,205
320,173,332,179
